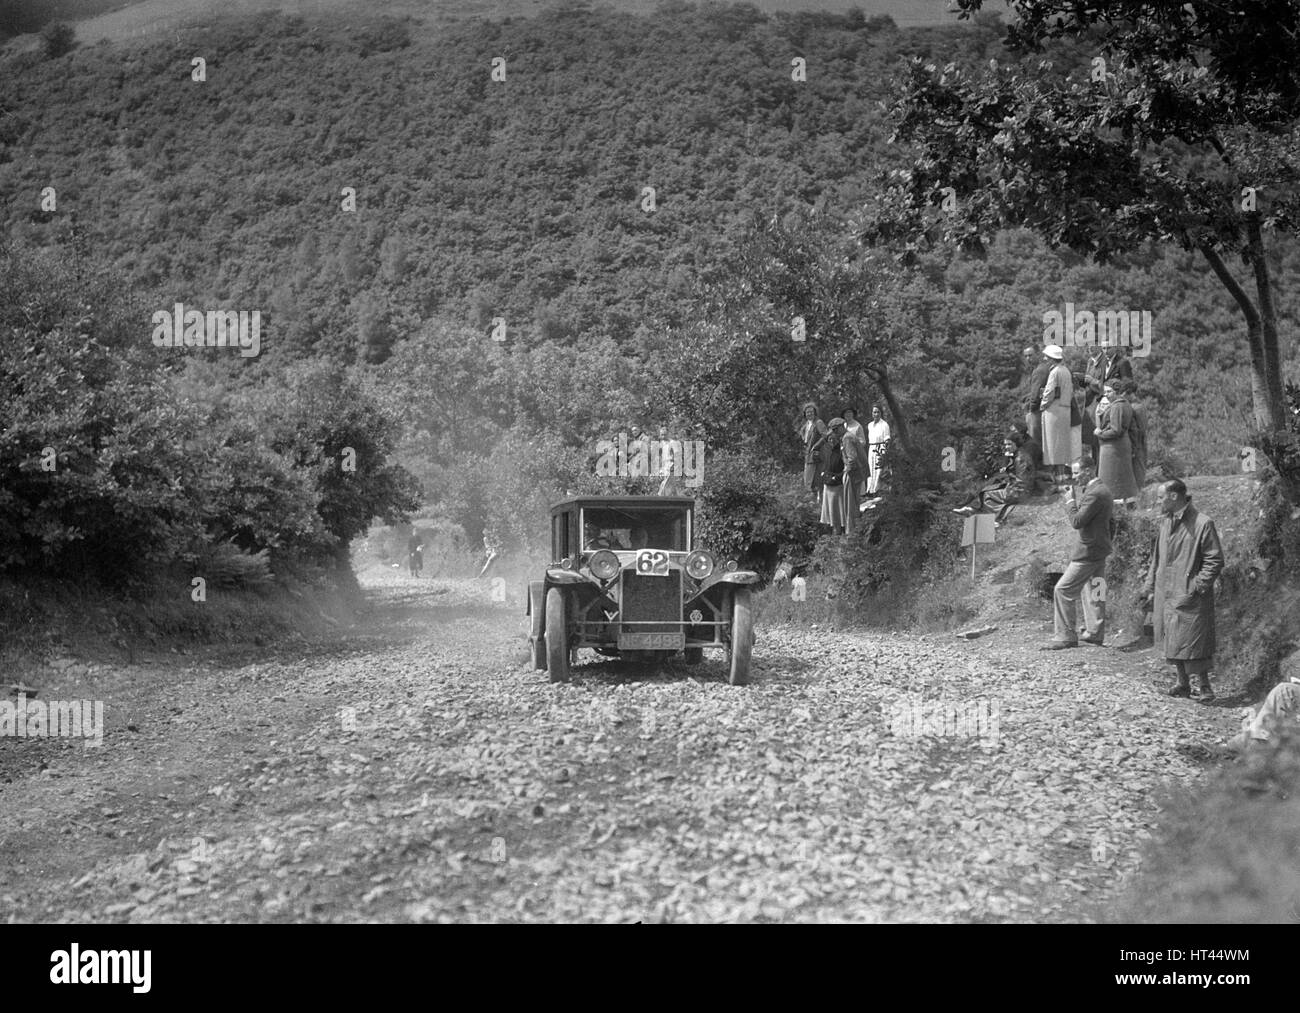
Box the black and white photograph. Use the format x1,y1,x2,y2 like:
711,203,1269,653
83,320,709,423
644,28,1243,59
0,0,1297,969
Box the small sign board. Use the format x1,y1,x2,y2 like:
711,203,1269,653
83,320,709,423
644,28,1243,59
961,514,997,547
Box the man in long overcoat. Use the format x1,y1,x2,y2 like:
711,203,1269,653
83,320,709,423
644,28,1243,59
1140,479,1225,702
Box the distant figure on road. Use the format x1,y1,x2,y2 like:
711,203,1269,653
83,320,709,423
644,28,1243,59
1041,453,1113,650
1141,479,1225,702
407,535,423,578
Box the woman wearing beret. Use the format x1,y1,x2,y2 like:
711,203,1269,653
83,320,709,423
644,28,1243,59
1096,381,1140,501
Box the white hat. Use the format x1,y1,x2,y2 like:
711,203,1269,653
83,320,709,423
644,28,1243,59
1043,344,1064,360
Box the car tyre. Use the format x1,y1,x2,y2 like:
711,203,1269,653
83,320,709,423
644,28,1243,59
727,587,753,686
528,581,546,670
545,587,570,683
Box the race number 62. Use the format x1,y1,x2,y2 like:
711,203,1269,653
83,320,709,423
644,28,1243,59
635,549,669,576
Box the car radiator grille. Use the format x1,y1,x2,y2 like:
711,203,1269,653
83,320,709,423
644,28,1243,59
620,572,681,634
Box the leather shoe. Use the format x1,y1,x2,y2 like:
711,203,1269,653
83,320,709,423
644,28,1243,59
1168,684,1192,698
1079,634,1105,646
1040,640,1079,651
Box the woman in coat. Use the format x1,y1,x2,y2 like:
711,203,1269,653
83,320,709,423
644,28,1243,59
796,403,829,495
1038,345,1075,480
819,426,848,535
1120,379,1148,495
1095,382,1140,501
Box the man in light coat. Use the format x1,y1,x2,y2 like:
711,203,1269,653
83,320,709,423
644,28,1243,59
1140,479,1225,702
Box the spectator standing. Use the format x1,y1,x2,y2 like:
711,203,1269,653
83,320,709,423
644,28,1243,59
842,407,868,500
1021,346,1052,445
866,405,892,496
1041,454,1113,649
832,418,864,531
1141,479,1225,702
656,425,683,496
818,422,848,536
1095,381,1140,502
1039,345,1076,483
1121,379,1148,496
795,403,828,496
1078,345,1134,461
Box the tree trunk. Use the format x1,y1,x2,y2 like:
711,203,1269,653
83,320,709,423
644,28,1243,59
1200,244,1282,431
1244,217,1287,431
869,366,914,459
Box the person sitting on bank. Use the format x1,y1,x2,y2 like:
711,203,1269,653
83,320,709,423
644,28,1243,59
952,434,1037,526
1223,680,1300,753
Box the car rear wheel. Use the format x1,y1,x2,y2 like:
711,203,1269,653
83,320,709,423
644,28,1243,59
545,587,570,683
528,582,546,670
727,587,753,686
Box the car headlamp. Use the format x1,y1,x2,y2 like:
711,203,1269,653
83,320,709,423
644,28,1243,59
589,549,620,581
685,550,714,580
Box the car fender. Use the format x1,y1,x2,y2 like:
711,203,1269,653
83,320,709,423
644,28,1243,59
545,569,596,587
698,571,760,594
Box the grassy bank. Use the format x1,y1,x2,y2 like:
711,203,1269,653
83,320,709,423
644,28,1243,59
0,556,362,681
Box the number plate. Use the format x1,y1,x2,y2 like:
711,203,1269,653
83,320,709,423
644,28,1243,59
634,549,670,576
618,632,684,650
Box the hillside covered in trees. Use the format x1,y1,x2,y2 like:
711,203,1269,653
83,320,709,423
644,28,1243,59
2,2,1298,566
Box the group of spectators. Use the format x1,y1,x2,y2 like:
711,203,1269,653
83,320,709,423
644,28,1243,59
1022,343,1148,503
939,341,1295,752
796,404,892,536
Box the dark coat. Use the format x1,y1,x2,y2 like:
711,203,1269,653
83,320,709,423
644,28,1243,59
1143,504,1225,660
1096,397,1139,499
1022,360,1053,416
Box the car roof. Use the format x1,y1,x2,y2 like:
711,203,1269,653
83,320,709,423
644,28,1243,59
551,495,695,515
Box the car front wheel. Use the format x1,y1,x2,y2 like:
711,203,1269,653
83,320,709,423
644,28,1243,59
727,587,753,686
545,587,570,683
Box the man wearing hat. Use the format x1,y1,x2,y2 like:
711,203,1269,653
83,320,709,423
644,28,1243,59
1140,478,1224,702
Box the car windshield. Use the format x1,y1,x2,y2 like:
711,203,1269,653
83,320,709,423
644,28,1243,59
582,507,687,551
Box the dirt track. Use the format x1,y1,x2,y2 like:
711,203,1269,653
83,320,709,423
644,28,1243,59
0,558,1243,923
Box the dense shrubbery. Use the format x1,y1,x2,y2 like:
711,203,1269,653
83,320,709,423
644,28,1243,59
0,242,420,584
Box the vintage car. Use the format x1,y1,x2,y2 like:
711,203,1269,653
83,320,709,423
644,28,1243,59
525,495,759,685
